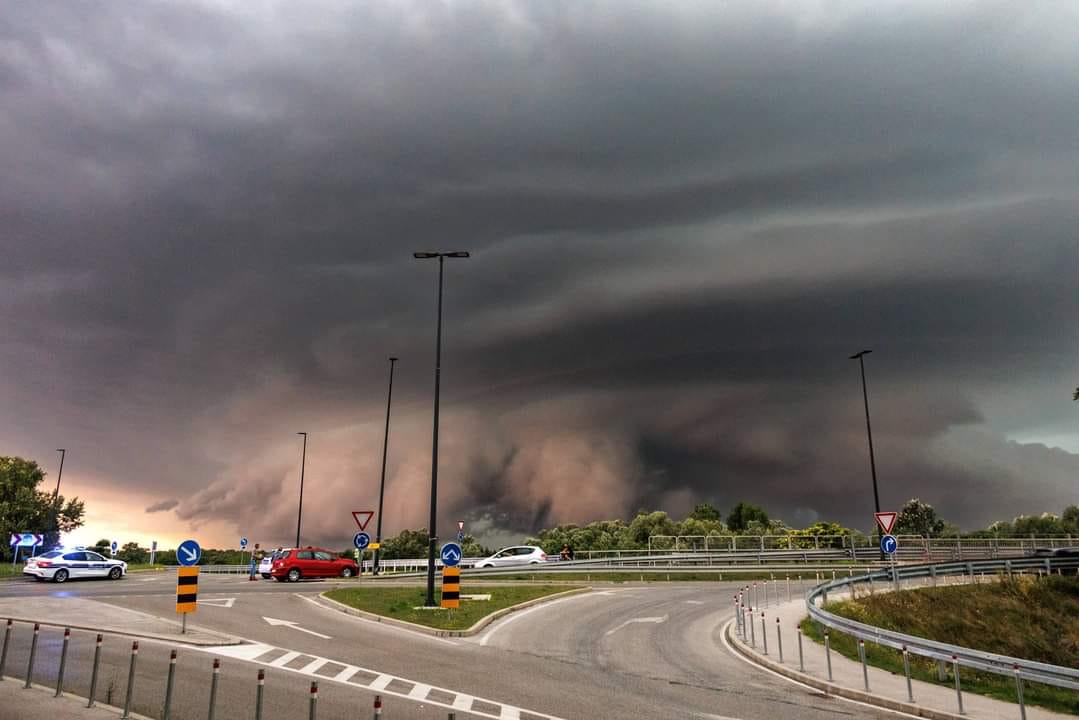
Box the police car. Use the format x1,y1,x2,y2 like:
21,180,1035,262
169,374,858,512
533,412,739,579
23,548,127,583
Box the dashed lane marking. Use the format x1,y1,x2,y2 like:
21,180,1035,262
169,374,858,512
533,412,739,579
603,615,668,636
201,642,567,720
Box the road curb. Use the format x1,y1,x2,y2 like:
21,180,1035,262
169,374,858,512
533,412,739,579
2,678,155,719
315,586,594,637
0,614,244,647
725,621,969,720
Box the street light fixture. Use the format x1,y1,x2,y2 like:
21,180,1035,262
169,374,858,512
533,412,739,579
414,250,470,606
373,357,398,575
296,432,308,548
850,350,883,557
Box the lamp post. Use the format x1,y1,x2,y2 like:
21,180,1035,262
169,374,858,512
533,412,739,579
296,432,307,548
50,449,66,546
850,350,883,558
414,250,470,606
373,357,398,575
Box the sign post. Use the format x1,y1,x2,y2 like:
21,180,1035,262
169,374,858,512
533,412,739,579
150,540,158,566
456,520,465,543
176,539,202,634
440,542,462,609
9,533,43,566
353,533,371,576
110,541,118,558
880,534,899,589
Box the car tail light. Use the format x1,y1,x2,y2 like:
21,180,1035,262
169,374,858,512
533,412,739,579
540,553,547,560
37,561,51,568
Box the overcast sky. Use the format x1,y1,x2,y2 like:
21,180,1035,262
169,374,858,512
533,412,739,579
2,1,1077,550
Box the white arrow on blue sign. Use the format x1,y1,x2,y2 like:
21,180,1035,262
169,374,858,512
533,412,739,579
353,532,371,550
880,534,898,554
440,542,462,567
240,537,248,548
178,539,202,566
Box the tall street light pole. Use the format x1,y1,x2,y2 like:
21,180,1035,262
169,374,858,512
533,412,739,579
414,250,470,606
850,350,883,558
373,357,398,575
296,432,308,548
53,448,66,500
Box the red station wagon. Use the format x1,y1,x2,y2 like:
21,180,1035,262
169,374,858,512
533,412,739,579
271,547,359,582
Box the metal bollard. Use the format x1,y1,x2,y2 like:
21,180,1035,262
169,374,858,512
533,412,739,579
824,631,833,681
163,650,177,720
749,609,756,648
256,669,266,720
858,639,869,691
786,575,791,603
952,656,964,715
309,680,318,720
87,634,102,708
122,641,138,719
1014,665,1026,720
797,625,804,671
776,618,783,663
902,646,913,702
208,658,221,720
55,628,71,697
24,623,39,689
372,693,382,719
937,658,947,682
761,613,768,655
0,618,11,680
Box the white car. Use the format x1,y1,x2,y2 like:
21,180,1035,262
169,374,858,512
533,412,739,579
474,545,547,568
259,548,285,579
23,549,126,583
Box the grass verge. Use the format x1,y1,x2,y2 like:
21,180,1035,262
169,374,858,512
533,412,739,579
324,584,581,630
800,575,1079,714
463,570,846,584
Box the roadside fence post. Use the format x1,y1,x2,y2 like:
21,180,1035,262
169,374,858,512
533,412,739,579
786,575,791,603
1014,665,1026,720
163,650,177,720
54,627,70,697
776,618,783,663
760,613,768,655
308,680,318,720
372,693,382,719
255,669,266,720
122,641,138,719
24,622,39,689
937,659,947,682
858,639,869,691
799,575,803,595
0,619,11,679
952,656,964,715
749,609,756,648
208,658,221,720
902,646,913,702
796,625,804,671
87,634,102,708
824,631,833,681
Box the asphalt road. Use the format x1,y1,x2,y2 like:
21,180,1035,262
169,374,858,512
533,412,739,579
0,573,894,719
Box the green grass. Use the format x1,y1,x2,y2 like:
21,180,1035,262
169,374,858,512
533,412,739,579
466,570,841,584
324,584,581,630
801,575,1079,714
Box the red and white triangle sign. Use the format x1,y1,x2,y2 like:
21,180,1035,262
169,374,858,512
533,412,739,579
875,511,898,535
352,511,374,531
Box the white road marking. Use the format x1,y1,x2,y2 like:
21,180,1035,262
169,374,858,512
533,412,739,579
203,641,566,720
293,592,459,646
269,651,301,667
478,590,598,646
684,600,705,605
604,615,668,636
263,615,332,639
201,597,236,608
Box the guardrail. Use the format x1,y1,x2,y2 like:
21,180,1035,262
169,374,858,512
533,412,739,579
804,557,1079,691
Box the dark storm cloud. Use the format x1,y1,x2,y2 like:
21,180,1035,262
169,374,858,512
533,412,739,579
2,2,1078,544
145,499,179,514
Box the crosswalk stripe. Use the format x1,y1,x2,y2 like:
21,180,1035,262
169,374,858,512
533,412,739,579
333,666,359,682
299,658,328,674
269,651,301,667
408,683,431,700
453,694,474,711
369,674,393,691
500,706,521,719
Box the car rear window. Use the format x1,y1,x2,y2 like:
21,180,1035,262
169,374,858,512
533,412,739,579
38,551,63,559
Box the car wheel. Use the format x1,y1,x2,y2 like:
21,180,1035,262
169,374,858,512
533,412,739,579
53,569,69,583
287,568,301,583
340,567,354,578
109,566,123,580
529,561,540,565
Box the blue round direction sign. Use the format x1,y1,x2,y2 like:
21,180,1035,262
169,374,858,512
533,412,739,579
440,542,462,567
353,532,371,550
177,539,202,566
240,537,248,548
880,534,898,554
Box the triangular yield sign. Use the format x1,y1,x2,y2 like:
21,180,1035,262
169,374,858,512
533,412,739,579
352,511,374,531
874,511,898,535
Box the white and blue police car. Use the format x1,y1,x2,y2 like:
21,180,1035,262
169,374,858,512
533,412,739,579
23,548,127,583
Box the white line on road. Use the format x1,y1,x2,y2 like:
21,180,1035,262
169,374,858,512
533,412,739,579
684,600,705,605
292,592,459,646
500,705,521,719
407,682,432,700
369,674,393,691
478,590,598,646
299,658,328,674
263,615,332,639
269,651,301,667
604,615,668,636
